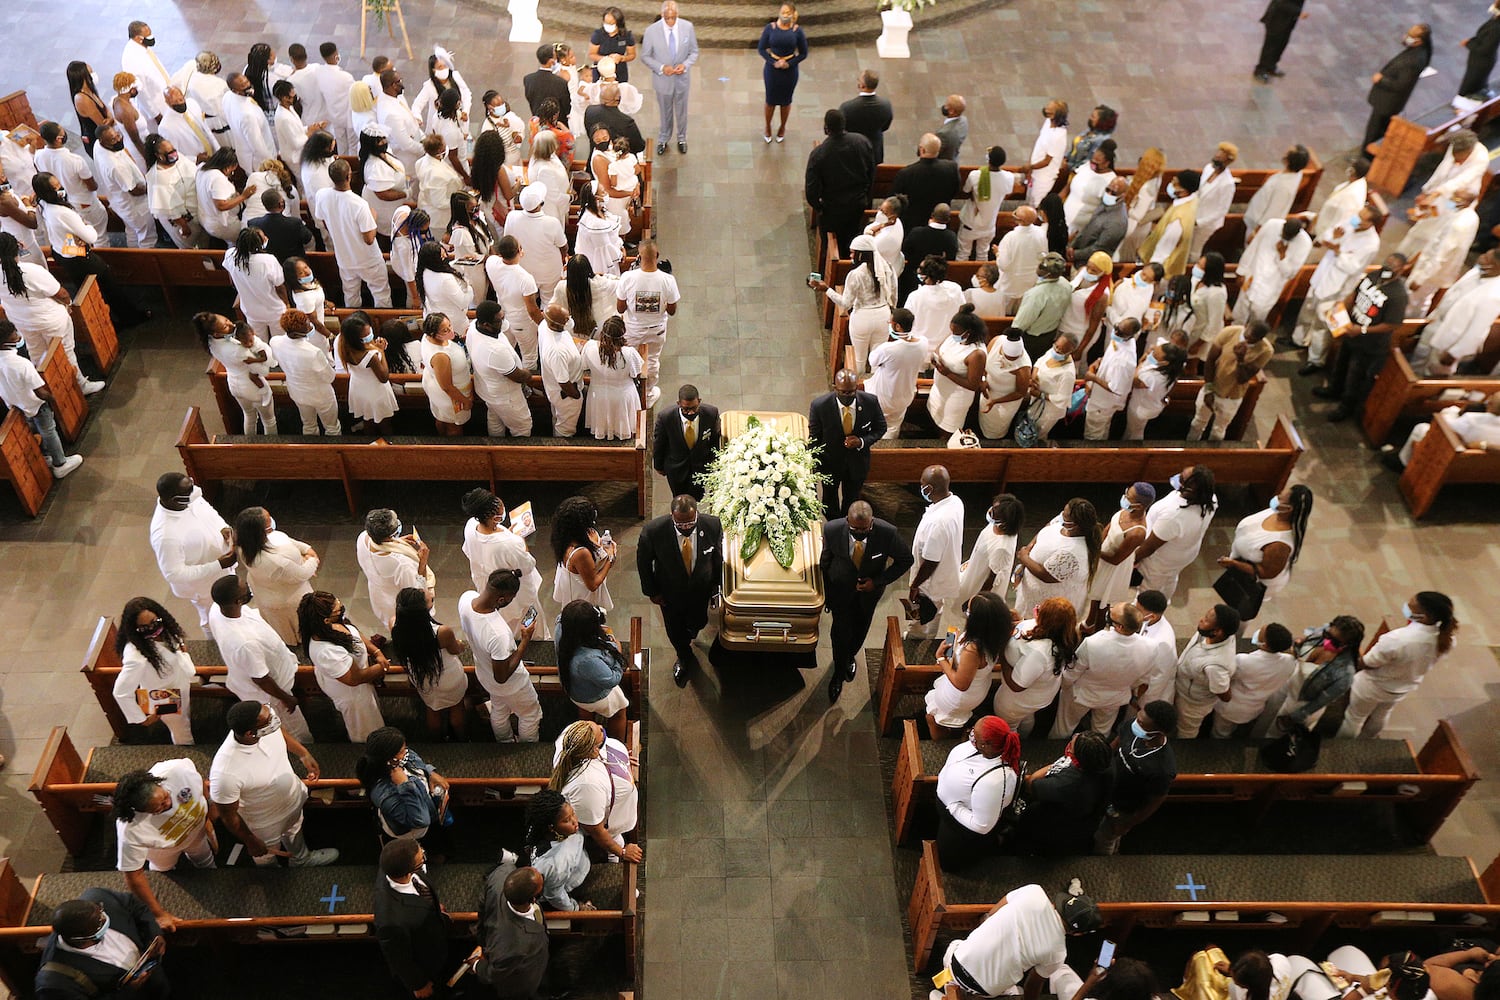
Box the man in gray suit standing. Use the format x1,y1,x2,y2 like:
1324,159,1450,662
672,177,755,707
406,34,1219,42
640,0,698,156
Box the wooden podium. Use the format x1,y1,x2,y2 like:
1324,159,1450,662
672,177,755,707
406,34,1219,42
1366,116,1428,198
360,0,413,59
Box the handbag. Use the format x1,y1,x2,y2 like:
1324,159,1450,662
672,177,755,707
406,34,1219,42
946,427,980,449
1213,565,1266,620
1013,399,1043,448
1259,725,1321,773
1064,384,1089,423
995,759,1029,841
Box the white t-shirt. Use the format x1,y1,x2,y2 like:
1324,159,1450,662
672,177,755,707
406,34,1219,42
209,605,298,702
309,628,383,741
503,210,567,286
361,155,408,235
949,883,1067,994
485,258,540,326
1069,629,1156,708
195,168,239,239
1140,489,1216,575
269,335,335,396
553,733,638,837
958,527,1019,603
958,168,1016,236
116,757,209,872
0,350,45,417
466,328,528,409
615,268,680,338
209,727,308,836
316,187,382,268
457,590,525,699
911,494,965,602
1215,649,1297,723
991,626,1064,719
0,261,69,335
224,247,287,327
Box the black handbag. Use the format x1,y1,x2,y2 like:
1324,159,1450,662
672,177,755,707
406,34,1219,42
1213,565,1267,620
1259,725,1321,773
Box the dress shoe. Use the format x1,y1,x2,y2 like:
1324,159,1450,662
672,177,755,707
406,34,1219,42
1269,68,1286,77
845,660,858,682
1310,385,1339,400
656,141,668,155
677,141,687,154
827,669,845,702
1296,362,1323,376
672,658,692,687
1326,407,1352,423
1253,72,1272,84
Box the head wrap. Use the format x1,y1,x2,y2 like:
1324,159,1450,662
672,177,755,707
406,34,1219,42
361,122,391,139
1088,251,1114,274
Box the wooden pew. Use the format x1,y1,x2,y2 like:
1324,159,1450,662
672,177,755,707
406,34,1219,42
1361,348,1500,446
67,276,120,374
0,856,638,992
906,840,1500,973
175,405,650,517
1399,409,1500,518
1368,96,1500,197
79,615,647,741
891,719,1479,846
0,408,52,516
35,343,87,444
865,414,1303,495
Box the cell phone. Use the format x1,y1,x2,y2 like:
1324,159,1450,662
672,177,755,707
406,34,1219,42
1097,940,1116,970
521,606,538,628
942,626,959,653
807,271,822,285
408,524,420,542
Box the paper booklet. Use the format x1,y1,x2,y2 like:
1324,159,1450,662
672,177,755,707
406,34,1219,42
509,501,537,539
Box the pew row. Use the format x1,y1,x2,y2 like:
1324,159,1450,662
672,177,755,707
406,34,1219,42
0,409,53,517
175,405,650,517
1368,95,1500,197
1361,348,1500,446
891,719,1478,846
79,616,646,742
0,857,637,993
1399,409,1500,518
906,840,1500,973
864,415,1303,495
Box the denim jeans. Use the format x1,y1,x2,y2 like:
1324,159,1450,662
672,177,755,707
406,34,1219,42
27,402,66,466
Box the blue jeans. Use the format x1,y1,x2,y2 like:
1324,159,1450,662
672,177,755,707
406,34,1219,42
27,402,66,466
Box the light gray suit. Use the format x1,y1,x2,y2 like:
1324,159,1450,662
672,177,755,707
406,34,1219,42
640,15,699,143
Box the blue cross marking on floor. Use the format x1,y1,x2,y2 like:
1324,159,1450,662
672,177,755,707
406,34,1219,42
1175,874,1207,901
320,885,346,913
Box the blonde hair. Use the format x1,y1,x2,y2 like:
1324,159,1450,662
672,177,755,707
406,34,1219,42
257,158,295,193
113,72,137,93
548,721,601,791
1124,147,1166,208
349,82,376,114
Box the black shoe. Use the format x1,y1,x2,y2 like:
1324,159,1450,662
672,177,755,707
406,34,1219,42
1310,385,1339,400
672,655,695,687
827,670,845,702
1327,407,1352,423
1275,335,1300,349
1254,72,1272,83
677,141,687,154
656,141,668,155
845,660,858,682
1297,362,1323,376
1269,68,1286,77
1381,452,1406,472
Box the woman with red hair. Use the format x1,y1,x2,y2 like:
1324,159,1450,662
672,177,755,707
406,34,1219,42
935,714,1022,871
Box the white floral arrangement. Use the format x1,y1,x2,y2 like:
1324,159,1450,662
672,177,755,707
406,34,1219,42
700,415,827,569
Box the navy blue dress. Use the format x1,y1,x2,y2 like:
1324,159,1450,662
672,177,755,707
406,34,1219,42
758,22,808,106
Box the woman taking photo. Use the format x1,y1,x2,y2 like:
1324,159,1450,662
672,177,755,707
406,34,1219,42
935,715,1022,870
114,598,196,745
809,233,895,374
959,494,1024,604
1274,615,1364,734
338,313,398,435
357,726,452,844
235,505,319,645
447,191,493,305
551,254,620,341
195,312,276,435
582,315,643,440
590,6,638,83
1089,483,1154,626
1216,484,1313,622
388,587,471,739
461,488,547,635
551,495,619,610
1014,498,1101,616
757,3,808,143
550,719,642,863
557,599,630,741
298,590,389,742
992,596,1079,736
416,242,471,322
924,591,1013,737
418,311,472,435
928,304,988,436
520,789,595,911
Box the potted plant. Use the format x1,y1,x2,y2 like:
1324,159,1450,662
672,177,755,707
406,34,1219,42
877,0,933,58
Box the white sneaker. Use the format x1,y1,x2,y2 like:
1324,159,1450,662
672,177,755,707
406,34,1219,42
79,379,106,396
51,455,83,479
645,386,661,407
290,847,339,867
931,990,946,1000
499,848,519,866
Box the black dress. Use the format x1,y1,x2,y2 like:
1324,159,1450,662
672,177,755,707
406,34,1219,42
590,27,637,84
73,90,108,154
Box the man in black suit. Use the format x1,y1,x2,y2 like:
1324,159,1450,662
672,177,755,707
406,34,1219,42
638,495,723,686
1254,0,1307,83
899,203,960,302
889,133,961,234
583,84,646,155
838,69,893,164
809,368,886,520
805,109,875,259
522,44,571,119
35,890,167,999
472,862,550,1000
820,500,914,701
373,839,450,999
652,384,720,500
246,188,313,262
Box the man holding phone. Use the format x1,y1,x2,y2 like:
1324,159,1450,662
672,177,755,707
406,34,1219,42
930,881,1103,1000
458,569,542,742
636,494,722,687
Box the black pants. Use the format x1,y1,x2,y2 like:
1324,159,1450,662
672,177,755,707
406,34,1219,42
1363,110,1394,151
936,809,995,872
820,207,866,264
1331,341,1388,414
660,595,710,666
666,473,705,502
56,251,147,327
1460,52,1498,98
820,469,865,521
1255,17,1298,74
828,593,879,674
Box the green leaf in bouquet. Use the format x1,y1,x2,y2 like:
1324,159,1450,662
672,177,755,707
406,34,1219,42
741,523,763,561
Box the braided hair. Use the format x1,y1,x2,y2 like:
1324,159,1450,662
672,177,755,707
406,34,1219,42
597,315,627,369
1284,485,1314,566
111,770,166,823
549,720,602,791
231,227,262,271
297,591,357,658
520,789,570,865
0,233,27,298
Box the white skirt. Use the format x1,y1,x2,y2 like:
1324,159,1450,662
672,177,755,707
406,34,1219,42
574,684,629,717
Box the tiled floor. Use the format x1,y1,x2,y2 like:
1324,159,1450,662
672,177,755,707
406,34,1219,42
3,1,1500,999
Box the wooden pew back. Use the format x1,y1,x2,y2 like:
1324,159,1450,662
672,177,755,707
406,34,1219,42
0,408,51,517
1399,410,1500,517
1361,349,1500,446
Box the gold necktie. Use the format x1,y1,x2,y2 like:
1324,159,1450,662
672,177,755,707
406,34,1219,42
842,404,854,435
683,418,696,448
852,539,865,567
186,114,213,156
681,536,693,573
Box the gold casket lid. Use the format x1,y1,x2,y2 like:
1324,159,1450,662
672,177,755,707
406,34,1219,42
722,529,825,613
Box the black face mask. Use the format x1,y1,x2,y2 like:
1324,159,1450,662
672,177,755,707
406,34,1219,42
142,35,157,47
675,522,696,536
835,393,855,406
103,139,125,152
168,102,188,114
162,152,179,166
849,530,870,542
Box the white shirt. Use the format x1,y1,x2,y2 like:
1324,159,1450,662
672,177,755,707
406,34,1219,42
1029,122,1068,198
159,101,220,162
270,334,334,396
911,493,965,601
209,727,308,836
994,225,1048,301
1106,274,1154,328
866,335,930,416
376,93,425,162
462,518,542,596
958,526,1018,603
1308,224,1380,302
907,281,968,355
539,324,584,398
1215,649,1297,723
504,210,568,288
195,169,240,241
1422,144,1490,200
361,155,408,235
1243,170,1302,237
1439,407,1500,449
315,187,382,267
1241,223,1314,312
1149,193,1196,265
116,758,209,872
420,270,471,322
35,145,97,210
1174,632,1237,703
414,154,465,226
959,168,1017,236
1139,488,1216,576
1195,162,1238,232
149,491,229,602
1089,334,1137,409
316,64,357,138
467,324,528,405
286,64,329,126
1314,178,1368,241
1062,164,1116,232
309,629,383,740
223,92,276,169
949,883,1067,994
58,928,139,974
209,605,298,702
122,38,174,120
991,627,1064,719
356,530,428,625
1069,630,1156,708
272,104,309,164
93,145,148,212
615,268,681,337
148,160,201,223
1361,620,1443,695
1409,207,1481,295
458,591,526,699
0,262,69,335
0,350,46,416
553,733,638,837
224,247,287,327
114,640,195,725
1139,614,1179,705
936,744,1017,835
179,68,230,125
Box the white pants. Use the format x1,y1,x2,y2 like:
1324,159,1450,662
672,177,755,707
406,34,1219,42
249,814,316,867
271,701,315,744
155,216,205,248
1189,220,1220,261
337,255,392,309
485,669,544,742
1210,708,1261,738
1338,672,1406,738
1407,325,1459,376
1188,387,1244,441
187,595,216,637
906,594,950,639
1174,693,1217,737
1123,393,1167,439
1050,687,1122,738
1136,560,1184,603
289,386,342,435
1299,295,1341,365
1083,398,1122,440
144,823,215,871
1231,292,1273,327
848,306,890,374
548,391,583,437
231,388,279,435
481,389,534,436
1036,398,1067,441
510,320,540,371
115,199,158,248
158,709,195,745
626,329,666,395
957,229,997,261
878,391,914,439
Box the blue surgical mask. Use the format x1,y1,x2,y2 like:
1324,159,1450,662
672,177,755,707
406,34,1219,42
1191,266,1205,282
298,274,315,286
1130,719,1150,740
1045,348,1064,362
1402,602,1414,621
1268,496,1280,512
889,327,902,340
363,333,376,345
1101,192,1120,206
1346,214,1362,230
1133,273,1147,288
89,914,111,944
1169,473,1182,491
1250,628,1262,646
1119,494,1132,510
919,484,933,503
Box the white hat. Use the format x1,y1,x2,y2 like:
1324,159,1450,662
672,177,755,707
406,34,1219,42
1001,337,1027,360
597,56,617,79
849,234,877,253
519,183,547,211
361,122,391,139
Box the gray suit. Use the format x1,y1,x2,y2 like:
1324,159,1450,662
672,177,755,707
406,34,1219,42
935,115,968,161
1071,200,1129,262
640,16,699,143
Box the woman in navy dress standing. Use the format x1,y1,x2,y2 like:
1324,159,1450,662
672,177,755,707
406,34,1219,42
758,3,808,143
589,6,638,84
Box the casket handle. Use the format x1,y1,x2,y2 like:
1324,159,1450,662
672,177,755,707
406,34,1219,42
748,621,793,643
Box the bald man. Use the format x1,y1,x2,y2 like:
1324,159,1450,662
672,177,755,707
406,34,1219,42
935,94,968,161
821,500,913,701
809,369,886,519
994,205,1048,311
473,862,550,999
538,303,583,436
907,465,964,639
889,132,961,232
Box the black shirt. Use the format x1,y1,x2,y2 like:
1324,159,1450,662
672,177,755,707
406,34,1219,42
1109,717,1177,813
804,132,875,213
589,28,637,83
1346,270,1409,351
1014,756,1113,854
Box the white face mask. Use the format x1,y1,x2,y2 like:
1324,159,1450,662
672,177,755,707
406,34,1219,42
603,22,619,34
435,68,451,81
1101,192,1120,206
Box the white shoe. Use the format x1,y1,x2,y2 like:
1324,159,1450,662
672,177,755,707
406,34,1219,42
290,847,339,867
645,386,661,406
499,848,519,866
51,455,83,479
931,990,946,1000
79,379,106,396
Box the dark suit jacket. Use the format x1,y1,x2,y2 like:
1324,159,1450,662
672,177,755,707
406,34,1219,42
889,157,962,232
637,512,723,606
583,104,646,155
652,403,721,487
373,873,450,993
902,224,959,268
246,211,312,263
35,888,162,1000
805,132,875,214
808,390,885,477
523,68,572,120
1368,45,1431,114
839,93,894,163
820,517,914,609
476,861,549,999
1070,201,1129,261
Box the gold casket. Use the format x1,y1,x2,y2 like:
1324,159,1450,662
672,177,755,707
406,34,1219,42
715,411,826,652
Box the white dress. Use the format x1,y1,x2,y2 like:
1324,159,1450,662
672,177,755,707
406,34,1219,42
978,344,1030,439
419,338,473,425
990,625,1065,726
1087,510,1142,605
413,622,471,712
447,224,491,305
208,335,273,410
553,544,613,610
115,641,197,745
927,338,984,433
1015,522,1090,615
347,349,398,422
581,341,642,440
309,629,384,742
1228,509,1296,600
923,635,996,728
421,270,472,322
957,527,1019,604
574,207,625,276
